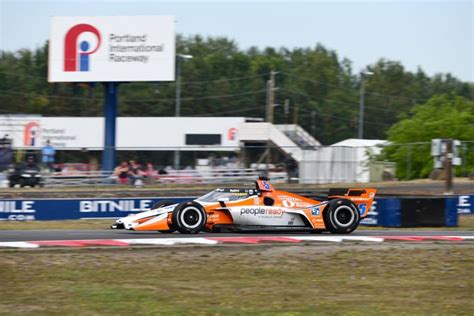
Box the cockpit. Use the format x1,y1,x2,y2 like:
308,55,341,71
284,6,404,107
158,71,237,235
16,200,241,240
196,188,259,203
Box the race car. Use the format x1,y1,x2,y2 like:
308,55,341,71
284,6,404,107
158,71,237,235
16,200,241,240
111,177,376,234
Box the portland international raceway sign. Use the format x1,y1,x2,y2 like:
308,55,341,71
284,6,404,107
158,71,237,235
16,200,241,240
49,16,175,82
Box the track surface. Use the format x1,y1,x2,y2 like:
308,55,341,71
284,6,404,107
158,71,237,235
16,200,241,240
0,229,472,242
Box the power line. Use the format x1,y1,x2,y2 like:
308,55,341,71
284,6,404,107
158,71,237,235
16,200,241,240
0,70,269,87
191,106,262,117
123,89,267,102
281,88,404,114
281,72,430,103
0,88,267,103
126,73,269,86
298,108,392,127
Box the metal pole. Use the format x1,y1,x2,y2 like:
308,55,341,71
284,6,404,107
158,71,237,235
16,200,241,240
174,57,182,170
265,71,276,175
358,77,365,139
102,82,118,173
444,139,453,194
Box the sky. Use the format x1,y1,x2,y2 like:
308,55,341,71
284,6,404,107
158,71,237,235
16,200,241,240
0,0,472,81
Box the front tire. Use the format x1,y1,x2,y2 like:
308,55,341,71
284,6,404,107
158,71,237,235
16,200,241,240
172,201,207,234
323,199,360,234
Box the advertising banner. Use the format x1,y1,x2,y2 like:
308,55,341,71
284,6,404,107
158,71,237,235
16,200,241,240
49,16,175,82
0,116,244,150
0,197,191,221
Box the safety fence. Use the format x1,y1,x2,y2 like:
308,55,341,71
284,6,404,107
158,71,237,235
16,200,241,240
3,141,473,185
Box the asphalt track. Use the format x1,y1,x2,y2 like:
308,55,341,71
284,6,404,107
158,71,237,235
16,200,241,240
0,229,472,242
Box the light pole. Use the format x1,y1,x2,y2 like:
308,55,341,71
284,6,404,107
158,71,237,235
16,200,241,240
174,54,193,170
358,71,373,139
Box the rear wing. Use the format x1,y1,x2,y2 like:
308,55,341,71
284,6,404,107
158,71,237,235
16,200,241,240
328,188,377,218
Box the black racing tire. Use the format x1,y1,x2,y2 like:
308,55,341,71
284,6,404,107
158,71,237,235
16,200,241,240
172,201,207,234
153,200,177,233
323,198,360,234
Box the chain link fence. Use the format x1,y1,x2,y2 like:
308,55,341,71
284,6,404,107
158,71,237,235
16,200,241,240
2,141,473,186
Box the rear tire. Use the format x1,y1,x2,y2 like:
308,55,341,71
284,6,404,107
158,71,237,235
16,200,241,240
153,200,177,233
172,201,207,234
323,198,360,234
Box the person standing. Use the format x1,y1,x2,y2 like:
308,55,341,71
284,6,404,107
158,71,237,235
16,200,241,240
41,140,56,171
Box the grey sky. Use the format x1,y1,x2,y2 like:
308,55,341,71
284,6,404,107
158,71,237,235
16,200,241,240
0,0,472,81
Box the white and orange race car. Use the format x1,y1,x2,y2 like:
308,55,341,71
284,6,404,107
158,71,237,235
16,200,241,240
111,177,376,234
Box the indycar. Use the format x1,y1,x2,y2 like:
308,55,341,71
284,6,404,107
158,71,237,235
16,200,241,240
111,177,376,234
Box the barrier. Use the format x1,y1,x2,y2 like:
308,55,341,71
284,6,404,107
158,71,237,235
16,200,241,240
361,195,473,227
0,195,471,224
0,197,192,221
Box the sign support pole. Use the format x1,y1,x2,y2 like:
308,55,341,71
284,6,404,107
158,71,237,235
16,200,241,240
102,82,119,173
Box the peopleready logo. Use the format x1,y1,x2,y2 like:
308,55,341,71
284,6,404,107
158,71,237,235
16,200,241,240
64,24,101,72
240,207,284,217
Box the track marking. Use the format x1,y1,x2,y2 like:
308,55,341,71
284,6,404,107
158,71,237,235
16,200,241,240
0,235,472,248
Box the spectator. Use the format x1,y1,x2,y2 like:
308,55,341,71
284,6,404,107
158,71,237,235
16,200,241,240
24,156,38,169
144,162,157,184
128,160,145,186
113,161,129,184
41,140,56,171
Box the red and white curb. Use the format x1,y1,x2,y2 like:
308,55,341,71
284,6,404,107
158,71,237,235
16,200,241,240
0,235,473,249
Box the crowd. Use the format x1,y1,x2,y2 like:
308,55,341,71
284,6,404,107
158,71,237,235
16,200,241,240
113,160,168,186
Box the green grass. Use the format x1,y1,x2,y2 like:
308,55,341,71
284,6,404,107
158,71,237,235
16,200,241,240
0,243,472,315
0,215,473,231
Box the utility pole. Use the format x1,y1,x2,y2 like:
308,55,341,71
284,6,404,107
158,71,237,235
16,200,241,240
284,98,290,125
174,54,193,170
293,103,299,125
265,71,277,175
311,110,316,138
266,71,277,123
444,139,453,194
358,71,373,139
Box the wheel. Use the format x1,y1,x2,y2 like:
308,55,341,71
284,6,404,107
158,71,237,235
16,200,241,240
153,200,177,233
8,181,14,188
171,201,207,234
20,179,26,188
323,198,360,234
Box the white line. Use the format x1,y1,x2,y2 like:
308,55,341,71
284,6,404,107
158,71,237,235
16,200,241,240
0,242,39,248
341,236,385,242
292,236,344,242
115,238,219,245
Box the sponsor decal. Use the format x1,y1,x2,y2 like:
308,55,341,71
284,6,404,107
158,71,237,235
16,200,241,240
227,127,237,141
0,201,35,213
311,207,320,216
457,195,472,214
24,121,40,146
240,207,284,217
279,195,311,208
262,181,270,190
80,200,152,212
358,204,367,215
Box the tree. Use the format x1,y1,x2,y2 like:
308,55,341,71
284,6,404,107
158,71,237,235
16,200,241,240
381,94,474,179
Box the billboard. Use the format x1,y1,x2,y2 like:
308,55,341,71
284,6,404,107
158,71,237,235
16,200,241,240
49,16,175,82
0,116,244,150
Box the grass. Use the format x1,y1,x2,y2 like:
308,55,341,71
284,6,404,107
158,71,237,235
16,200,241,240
0,215,473,231
0,243,472,315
